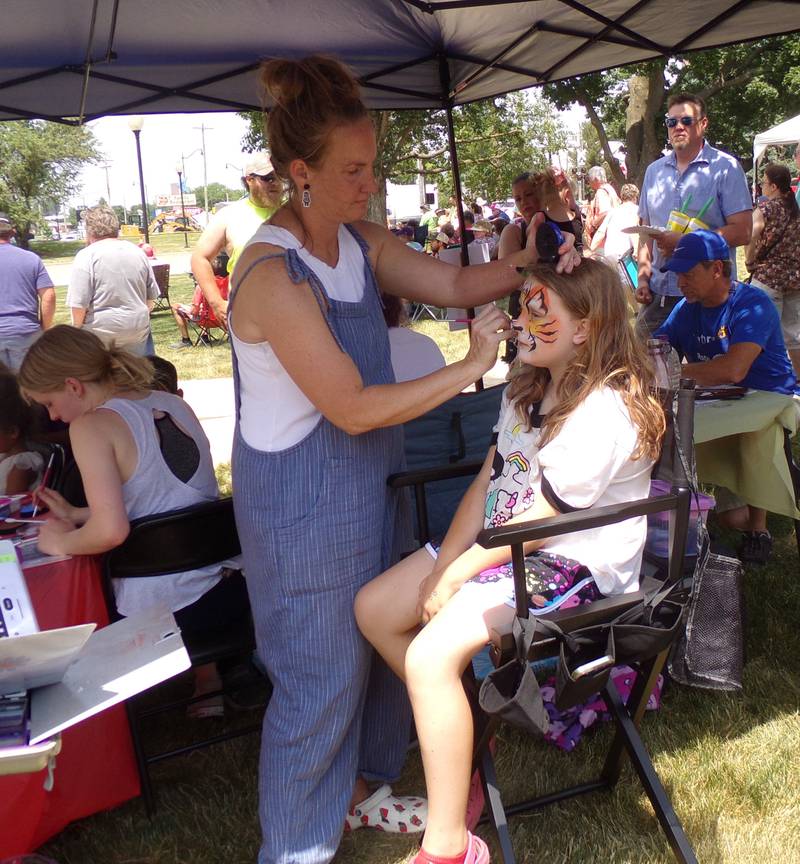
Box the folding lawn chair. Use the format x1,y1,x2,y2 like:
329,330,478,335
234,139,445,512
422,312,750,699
150,263,171,312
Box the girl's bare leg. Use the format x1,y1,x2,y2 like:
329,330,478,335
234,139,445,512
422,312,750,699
405,585,513,857
355,547,435,679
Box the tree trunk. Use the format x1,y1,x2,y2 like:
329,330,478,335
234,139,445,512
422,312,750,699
367,174,388,226
624,62,667,188
573,83,626,190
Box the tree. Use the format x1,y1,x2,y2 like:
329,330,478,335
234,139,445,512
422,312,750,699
0,120,99,247
240,92,569,224
544,35,800,189
191,181,243,209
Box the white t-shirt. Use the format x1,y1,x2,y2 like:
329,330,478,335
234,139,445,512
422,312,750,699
487,386,654,595
0,450,43,494
599,201,639,260
229,224,366,451
67,239,159,348
388,327,446,382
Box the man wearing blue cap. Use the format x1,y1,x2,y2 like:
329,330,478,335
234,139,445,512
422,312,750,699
656,229,798,563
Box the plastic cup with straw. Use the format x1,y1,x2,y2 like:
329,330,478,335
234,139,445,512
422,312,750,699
666,193,693,233
687,196,714,232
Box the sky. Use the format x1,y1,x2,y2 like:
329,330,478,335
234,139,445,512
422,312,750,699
73,100,587,212
73,111,253,210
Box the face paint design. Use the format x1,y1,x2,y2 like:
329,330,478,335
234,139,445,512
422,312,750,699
511,281,559,351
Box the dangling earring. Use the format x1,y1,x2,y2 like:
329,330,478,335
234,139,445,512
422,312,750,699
302,183,311,208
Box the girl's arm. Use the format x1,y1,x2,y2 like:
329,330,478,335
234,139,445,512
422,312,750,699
3,464,36,496
36,413,131,557
36,487,90,525
419,462,560,622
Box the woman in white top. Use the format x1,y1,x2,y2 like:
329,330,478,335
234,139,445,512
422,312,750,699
227,54,580,864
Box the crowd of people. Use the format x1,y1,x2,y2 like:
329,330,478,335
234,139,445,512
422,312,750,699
2,53,800,864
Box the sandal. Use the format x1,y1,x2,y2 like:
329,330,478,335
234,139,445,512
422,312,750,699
187,694,224,719
345,783,427,833
413,832,491,864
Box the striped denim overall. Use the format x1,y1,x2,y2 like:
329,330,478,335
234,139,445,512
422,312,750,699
229,226,412,864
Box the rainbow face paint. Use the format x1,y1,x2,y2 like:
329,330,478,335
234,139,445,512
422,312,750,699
512,281,559,351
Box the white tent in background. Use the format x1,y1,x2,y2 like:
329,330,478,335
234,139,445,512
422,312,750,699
753,114,800,163
752,114,800,188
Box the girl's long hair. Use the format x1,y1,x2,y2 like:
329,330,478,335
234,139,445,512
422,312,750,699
18,325,154,395
506,259,665,461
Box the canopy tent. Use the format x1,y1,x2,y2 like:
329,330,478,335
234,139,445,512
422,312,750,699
2,1,800,123
753,114,800,165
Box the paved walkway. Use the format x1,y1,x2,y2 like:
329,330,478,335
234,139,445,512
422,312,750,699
181,358,510,468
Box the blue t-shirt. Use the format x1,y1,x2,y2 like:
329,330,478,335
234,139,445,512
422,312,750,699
0,242,54,337
639,142,752,297
655,281,798,395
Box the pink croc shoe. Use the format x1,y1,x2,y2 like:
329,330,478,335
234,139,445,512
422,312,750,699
412,832,491,864
345,784,427,833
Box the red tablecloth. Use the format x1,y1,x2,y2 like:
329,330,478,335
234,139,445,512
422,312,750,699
0,555,140,857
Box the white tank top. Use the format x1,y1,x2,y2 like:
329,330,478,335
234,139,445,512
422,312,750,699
229,224,366,451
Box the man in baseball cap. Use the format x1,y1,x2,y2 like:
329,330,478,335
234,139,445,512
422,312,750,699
190,152,283,330
655,228,797,563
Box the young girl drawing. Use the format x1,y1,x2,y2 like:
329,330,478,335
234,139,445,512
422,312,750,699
355,258,664,864
18,326,249,717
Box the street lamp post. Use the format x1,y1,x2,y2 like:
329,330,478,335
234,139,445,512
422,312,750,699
176,163,189,249
128,116,150,243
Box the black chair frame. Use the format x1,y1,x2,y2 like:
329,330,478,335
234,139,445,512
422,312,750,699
389,382,698,863
102,497,261,815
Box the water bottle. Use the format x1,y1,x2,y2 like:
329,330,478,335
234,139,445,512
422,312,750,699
647,337,682,392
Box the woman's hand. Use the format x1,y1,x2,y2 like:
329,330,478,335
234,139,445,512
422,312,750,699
35,487,76,523
525,212,581,273
36,516,75,556
463,304,513,374
416,569,459,624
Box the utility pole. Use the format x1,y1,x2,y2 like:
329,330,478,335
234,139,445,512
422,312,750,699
193,122,211,216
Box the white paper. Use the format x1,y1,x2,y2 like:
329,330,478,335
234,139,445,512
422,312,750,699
29,606,190,744
0,623,96,694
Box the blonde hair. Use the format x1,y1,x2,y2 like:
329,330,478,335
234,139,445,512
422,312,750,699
84,205,120,240
260,54,367,195
531,168,561,211
18,325,154,396
507,259,665,461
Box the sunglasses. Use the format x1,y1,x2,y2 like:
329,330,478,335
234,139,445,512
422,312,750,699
250,172,278,183
664,115,698,129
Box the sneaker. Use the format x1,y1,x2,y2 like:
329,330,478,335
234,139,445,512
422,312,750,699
738,530,772,566
170,339,192,350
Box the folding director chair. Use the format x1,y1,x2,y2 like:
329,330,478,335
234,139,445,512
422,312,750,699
389,381,698,864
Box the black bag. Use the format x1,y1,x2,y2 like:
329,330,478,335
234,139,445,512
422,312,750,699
612,581,687,666
668,537,744,691
478,616,549,736
555,627,616,710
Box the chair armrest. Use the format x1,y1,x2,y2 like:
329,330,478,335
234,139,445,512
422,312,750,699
387,460,483,489
477,492,685,549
